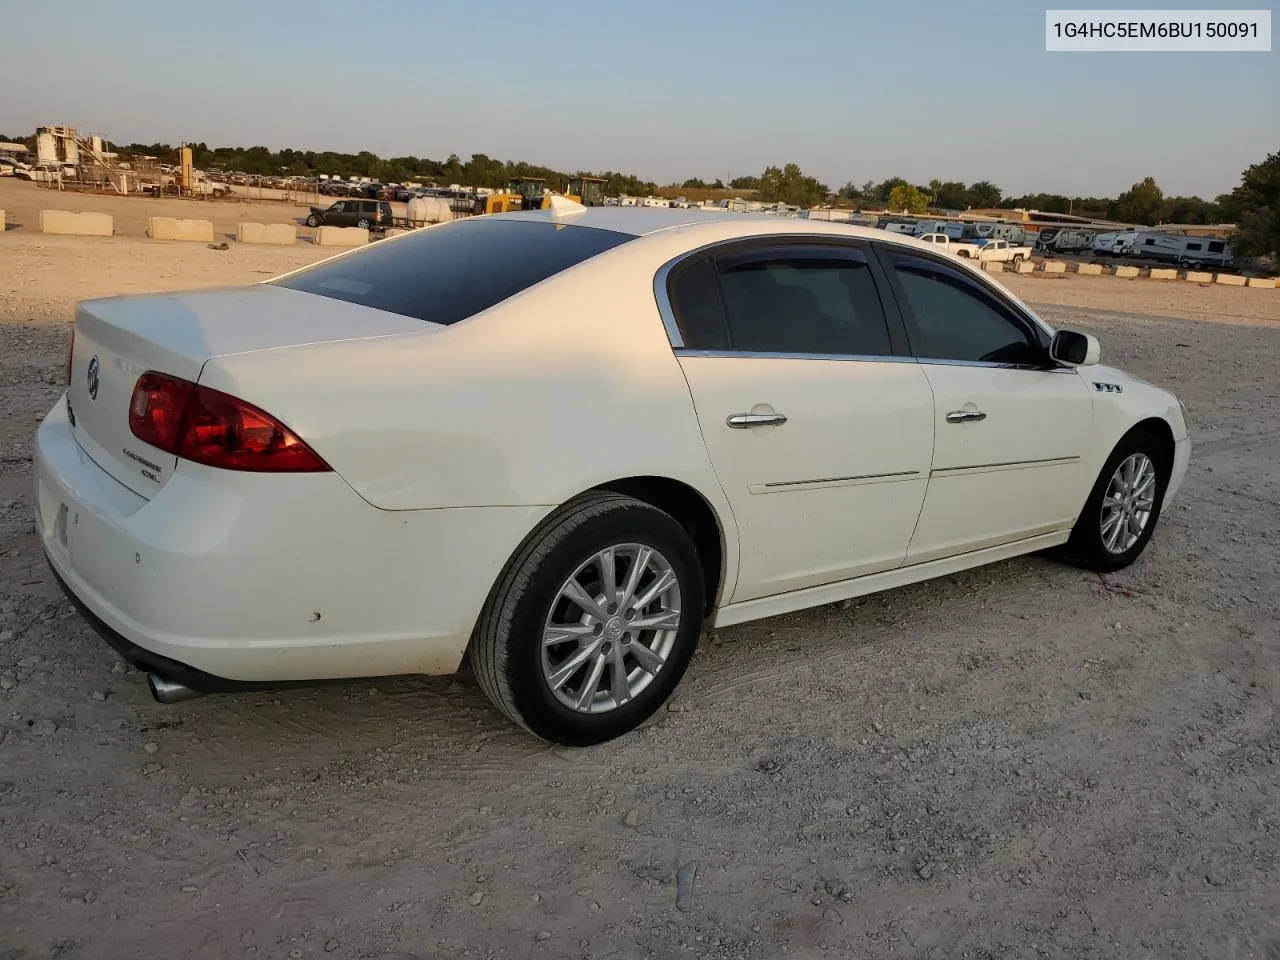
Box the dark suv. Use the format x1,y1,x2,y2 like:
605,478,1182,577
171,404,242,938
305,199,394,231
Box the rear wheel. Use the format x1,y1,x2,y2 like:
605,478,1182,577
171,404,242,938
471,492,705,745
1064,429,1169,572
1011,254,1024,264
356,218,371,229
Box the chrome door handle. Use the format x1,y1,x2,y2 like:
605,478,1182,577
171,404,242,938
945,410,987,423
727,412,787,429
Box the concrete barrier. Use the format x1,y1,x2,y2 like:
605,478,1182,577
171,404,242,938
39,210,113,237
315,226,368,247
1040,260,1067,274
1149,268,1177,280
1215,273,1246,286
0,210,5,231
1183,271,1214,283
1012,260,1035,274
1076,262,1103,275
236,222,297,245
982,260,1004,272
1113,265,1140,278
1246,276,1277,289
147,217,215,242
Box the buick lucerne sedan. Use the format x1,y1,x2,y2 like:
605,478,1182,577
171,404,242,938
36,203,1190,744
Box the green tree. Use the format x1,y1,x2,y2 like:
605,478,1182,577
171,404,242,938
838,181,862,201
757,163,829,207
967,181,1003,208
1161,195,1220,225
928,178,942,204
729,175,761,190
1217,151,1280,261
935,181,970,209
886,183,929,213
681,177,708,189
1112,176,1165,225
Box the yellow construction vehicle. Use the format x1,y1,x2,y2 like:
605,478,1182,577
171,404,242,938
565,176,607,206
478,177,550,214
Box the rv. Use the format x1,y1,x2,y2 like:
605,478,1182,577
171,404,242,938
1133,233,1232,269
1035,227,1100,254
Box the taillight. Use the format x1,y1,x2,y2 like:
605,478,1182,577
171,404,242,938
128,372,329,473
65,328,75,384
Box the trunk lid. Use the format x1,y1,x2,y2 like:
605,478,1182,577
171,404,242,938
67,284,429,498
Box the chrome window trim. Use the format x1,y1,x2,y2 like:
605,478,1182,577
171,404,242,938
674,348,1074,373
674,348,915,364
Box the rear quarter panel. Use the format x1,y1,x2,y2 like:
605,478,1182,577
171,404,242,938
198,233,736,522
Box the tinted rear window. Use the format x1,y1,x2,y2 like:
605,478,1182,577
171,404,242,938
273,218,634,325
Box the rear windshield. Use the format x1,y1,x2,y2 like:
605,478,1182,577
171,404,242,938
272,218,634,325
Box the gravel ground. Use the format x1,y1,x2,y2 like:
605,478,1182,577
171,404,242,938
1,230,1279,960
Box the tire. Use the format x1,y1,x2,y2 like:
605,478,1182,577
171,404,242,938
356,218,371,229
1064,429,1170,572
305,214,319,227
471,492,705,745
1012,254,1024,264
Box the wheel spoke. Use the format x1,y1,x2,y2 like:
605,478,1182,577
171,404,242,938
1105,515,1125,551
1134,471,1156,498
631,569,676,612
561,578,608,622
547,643,598,691
617,546,652,610
575,653,607,710
543,623,595,647
597,547,619,607
1127,511,1144,537
630,609,681,632
629,641,666,676
1134,496,1154,512
609,644,630,706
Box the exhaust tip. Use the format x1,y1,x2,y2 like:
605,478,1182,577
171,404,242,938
147,674,203,705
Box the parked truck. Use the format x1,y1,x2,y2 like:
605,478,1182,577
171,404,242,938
973,238,1033,264
919,233,984,258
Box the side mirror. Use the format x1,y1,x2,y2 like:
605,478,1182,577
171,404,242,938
1049,329,1100,367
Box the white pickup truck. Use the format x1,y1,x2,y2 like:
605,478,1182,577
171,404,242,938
973,238,1032,263
919,233,1031,263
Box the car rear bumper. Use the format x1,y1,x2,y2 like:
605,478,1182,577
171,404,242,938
35,395,549,685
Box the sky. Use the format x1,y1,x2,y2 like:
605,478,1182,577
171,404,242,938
1,0,1275,198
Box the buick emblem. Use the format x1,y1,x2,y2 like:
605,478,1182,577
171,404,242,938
86,355,100,401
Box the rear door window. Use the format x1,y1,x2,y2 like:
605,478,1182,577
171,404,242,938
272,218,634,326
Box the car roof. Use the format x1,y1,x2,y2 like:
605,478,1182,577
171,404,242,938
496,205,887,241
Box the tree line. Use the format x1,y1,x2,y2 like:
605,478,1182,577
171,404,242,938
2,132,1274,259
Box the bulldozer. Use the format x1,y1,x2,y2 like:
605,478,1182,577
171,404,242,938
477,177,550,214
565,176,607,206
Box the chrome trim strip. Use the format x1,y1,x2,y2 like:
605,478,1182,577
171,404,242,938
763,470,920,488
675,348,916,364
917,357,1075,373
931,455,1080,475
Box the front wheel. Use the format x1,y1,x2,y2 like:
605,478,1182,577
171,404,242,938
305,214,319,227
1065,429,1169,572
471,492,705,745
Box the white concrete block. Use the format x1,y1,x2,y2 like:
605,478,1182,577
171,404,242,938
1215,273,1246,286
1040,260,1067,274
1075,262,1103,275
1113,265,1140,278
1148,268,1177,280
315,226,369,247
147,217,215,242
1182,271,1214,283
1245,276,1276,289
1012,260,1035,274
237,222,297,245
39,210,113,237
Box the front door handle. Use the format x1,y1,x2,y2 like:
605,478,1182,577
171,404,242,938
727,412,788,429
945,410,987,423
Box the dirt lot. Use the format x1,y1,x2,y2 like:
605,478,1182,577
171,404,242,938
1,226,1279,960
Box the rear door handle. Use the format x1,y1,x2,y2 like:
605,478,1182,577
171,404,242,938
727,412,788,429
945,410,987,423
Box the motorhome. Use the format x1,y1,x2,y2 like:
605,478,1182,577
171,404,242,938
1133,232,1232,269
1035,226,1100,254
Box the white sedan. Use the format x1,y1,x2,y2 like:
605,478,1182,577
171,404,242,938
35,202,1191,744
